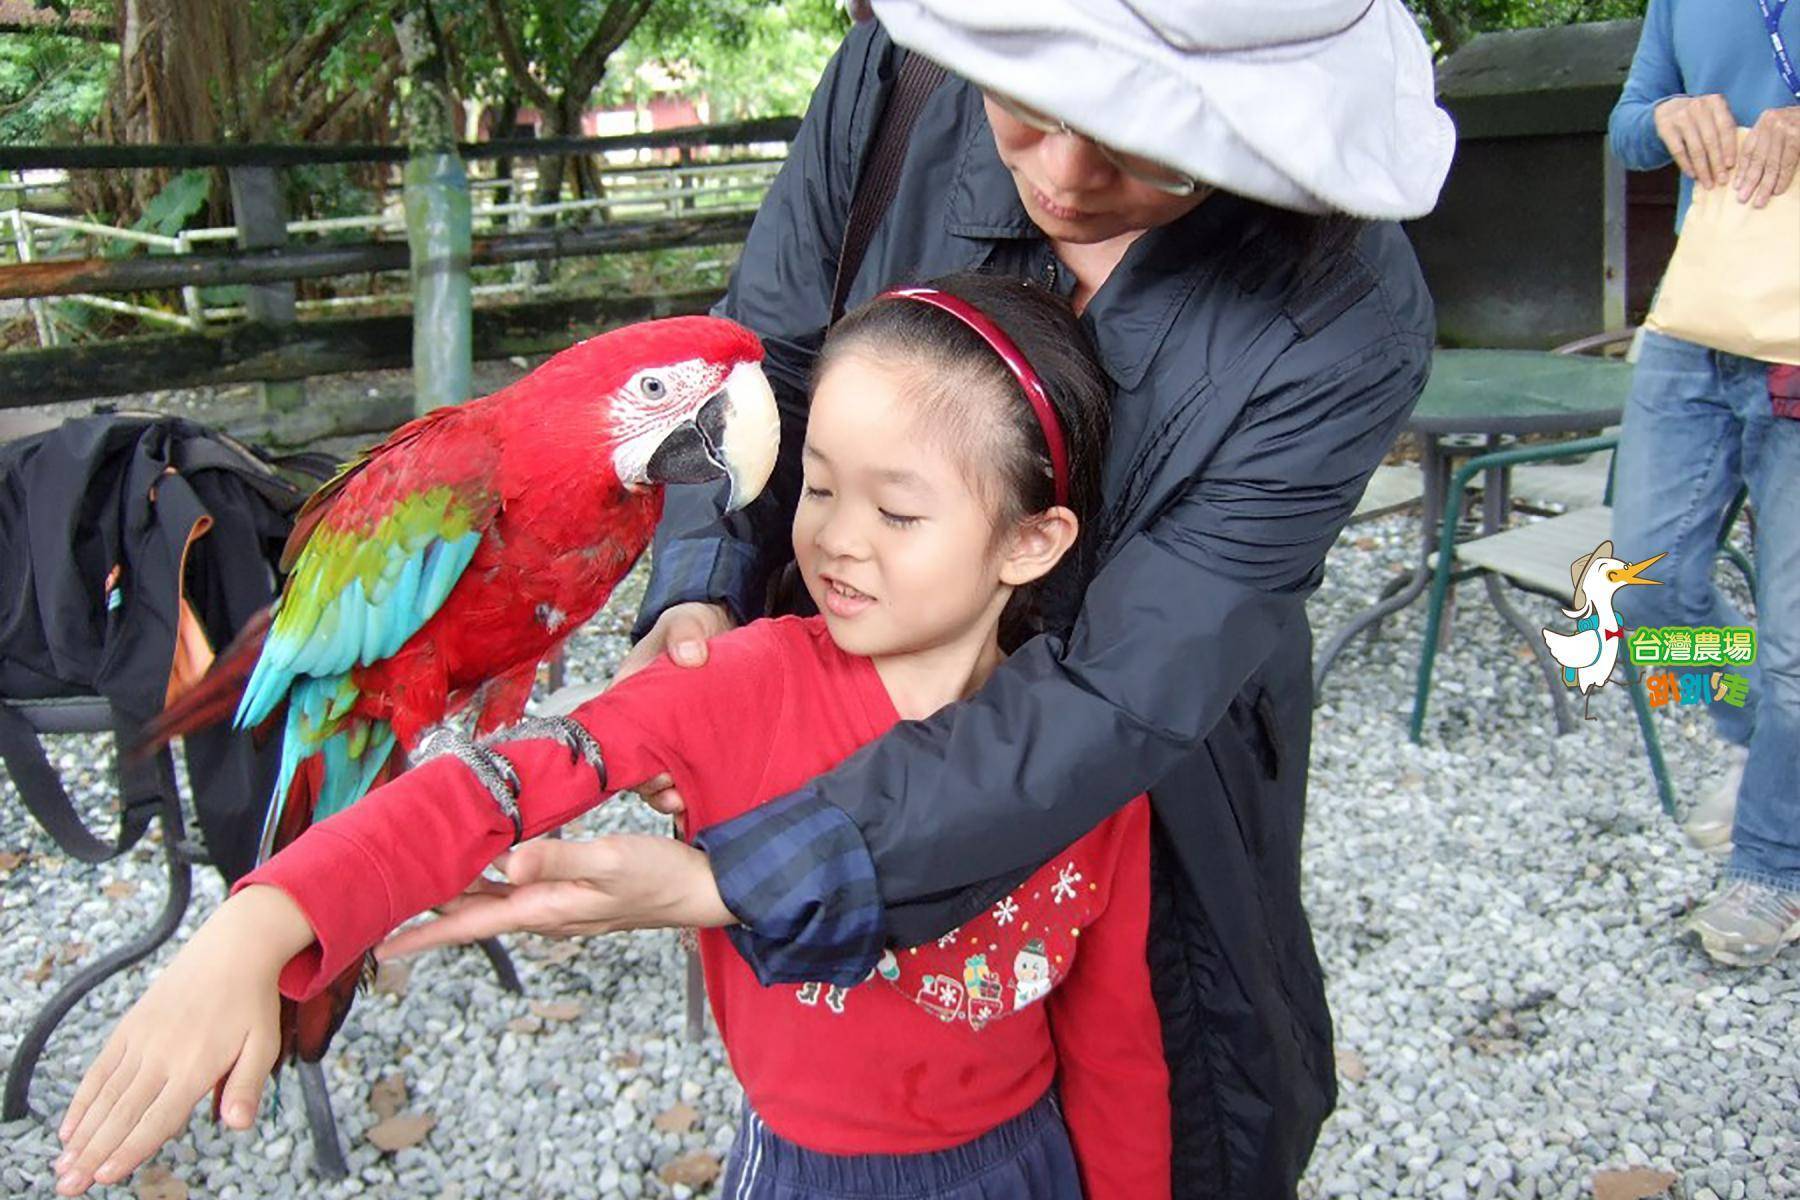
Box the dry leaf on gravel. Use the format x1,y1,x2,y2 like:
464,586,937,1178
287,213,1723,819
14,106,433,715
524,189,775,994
59,941,89,964
529,999,584,1022
0,850,26,873
103,881,136,900
373,961,411,997
1592,1168,1677,1200
26,954,54,983
525,940,583,964
659,1151,722,1188
134,1164,188,1200
507,1016,543,1036
653,1103,700,1134
609,1049,643,1071
369,1073,407,1122
1334,1049,1369,1083
367,1112,436,1152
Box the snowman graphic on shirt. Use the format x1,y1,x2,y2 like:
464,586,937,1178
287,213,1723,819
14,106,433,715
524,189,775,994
1012,938,1052,1010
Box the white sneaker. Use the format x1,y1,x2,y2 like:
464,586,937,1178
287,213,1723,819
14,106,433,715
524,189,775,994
1683,744,1746,857
1687,880,1800,968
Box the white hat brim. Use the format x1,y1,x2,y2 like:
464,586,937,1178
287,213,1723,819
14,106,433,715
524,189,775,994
871,0,1456,220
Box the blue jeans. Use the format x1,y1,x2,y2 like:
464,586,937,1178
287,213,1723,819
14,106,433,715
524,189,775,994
1611,330,1800,893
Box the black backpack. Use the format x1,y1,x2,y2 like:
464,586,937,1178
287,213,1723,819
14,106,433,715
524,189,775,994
0,412,334,883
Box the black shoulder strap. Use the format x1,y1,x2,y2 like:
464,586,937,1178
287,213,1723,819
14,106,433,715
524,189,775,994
830,51,948,324
1285,253,1378,339
0,701,158,863
170,433,327,514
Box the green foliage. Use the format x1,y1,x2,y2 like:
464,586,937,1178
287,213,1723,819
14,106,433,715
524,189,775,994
132,169,212,237
0,32,115,143
284,162,382,227
1407,0,1649,54
599,0,847,120
1448,0,1647,30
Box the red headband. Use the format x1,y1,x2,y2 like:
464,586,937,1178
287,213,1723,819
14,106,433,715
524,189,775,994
877,286,1070,509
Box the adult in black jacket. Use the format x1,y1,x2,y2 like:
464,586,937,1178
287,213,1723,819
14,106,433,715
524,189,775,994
400,4,1454,1196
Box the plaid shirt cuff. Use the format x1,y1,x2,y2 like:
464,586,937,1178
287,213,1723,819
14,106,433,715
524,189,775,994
634,535,767,642
693,787,886,988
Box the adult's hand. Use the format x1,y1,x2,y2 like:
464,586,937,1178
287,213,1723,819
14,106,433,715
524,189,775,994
1653,93,1738,188
375,834,736,960
613,601,735,821
1735,105,1800,207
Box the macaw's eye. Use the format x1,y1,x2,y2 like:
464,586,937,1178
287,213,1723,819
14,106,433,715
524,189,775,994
639,376,667,400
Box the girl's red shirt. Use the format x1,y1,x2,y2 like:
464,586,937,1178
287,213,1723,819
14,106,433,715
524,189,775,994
237,616,1171,1200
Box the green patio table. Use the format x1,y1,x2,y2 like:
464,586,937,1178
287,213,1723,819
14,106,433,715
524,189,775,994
1312,348,1633,692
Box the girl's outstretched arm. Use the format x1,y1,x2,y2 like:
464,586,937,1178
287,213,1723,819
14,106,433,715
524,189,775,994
52,885,315,1196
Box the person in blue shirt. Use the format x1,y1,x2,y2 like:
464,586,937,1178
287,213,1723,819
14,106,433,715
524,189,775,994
1608,0,1800,967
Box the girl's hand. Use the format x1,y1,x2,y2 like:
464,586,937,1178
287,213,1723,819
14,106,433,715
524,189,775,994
376,834,735,958
1735,106,1800,207
53,887,315,1196
1652,94,1738,188
614,601,734,820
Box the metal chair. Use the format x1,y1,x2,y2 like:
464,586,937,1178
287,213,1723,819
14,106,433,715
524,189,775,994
1406,434,1754,817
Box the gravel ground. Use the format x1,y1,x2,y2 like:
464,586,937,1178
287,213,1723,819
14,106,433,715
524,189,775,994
1,484,1793,1198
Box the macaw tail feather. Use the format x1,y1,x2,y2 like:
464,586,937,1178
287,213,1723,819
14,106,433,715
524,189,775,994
257,676,397,861
132,607,274,760
279,745,404,1064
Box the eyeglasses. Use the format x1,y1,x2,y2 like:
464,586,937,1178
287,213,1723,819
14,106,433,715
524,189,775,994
985,91,1199,197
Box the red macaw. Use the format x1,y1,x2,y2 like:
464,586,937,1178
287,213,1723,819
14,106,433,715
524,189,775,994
150,314,776,1064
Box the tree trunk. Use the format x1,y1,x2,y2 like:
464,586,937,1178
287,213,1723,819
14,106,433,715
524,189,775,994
492,91,521,207
1417,0,1468,56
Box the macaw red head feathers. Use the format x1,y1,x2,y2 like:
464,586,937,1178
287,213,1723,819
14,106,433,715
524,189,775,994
523,315,778,512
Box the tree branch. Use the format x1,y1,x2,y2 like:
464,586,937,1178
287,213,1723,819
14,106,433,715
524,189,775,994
570,0,657,92
484,0,554,111
1416,0,1467,56
0,21,109,40
254,0,371,135
293,48,404,141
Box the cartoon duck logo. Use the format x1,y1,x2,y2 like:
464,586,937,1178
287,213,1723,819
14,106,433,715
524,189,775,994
1540,539,1663,719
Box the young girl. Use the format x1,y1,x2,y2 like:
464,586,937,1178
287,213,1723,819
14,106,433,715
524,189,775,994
53,273,1171,1199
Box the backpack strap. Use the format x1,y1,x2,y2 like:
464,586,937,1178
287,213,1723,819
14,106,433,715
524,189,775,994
829,51,948,324
1284,252,1378,340
0,699,157,864
170,434,316,515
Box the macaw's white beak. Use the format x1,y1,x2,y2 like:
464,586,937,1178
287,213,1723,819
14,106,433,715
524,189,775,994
713,360,779,512
642,360,780,512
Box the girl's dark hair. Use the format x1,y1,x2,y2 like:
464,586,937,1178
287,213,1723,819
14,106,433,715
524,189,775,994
818,270,1111,651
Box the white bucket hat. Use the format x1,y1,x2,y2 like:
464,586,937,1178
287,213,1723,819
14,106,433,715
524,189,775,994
868,0,1456,220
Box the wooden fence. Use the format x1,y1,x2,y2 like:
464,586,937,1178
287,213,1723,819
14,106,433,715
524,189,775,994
0,117,799,411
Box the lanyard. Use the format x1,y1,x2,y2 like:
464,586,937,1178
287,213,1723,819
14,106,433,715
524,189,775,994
1759,0,1800,101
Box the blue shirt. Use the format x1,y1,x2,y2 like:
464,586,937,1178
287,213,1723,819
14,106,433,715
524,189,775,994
1608,0,1800,227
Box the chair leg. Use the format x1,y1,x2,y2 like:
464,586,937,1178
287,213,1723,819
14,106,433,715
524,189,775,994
1408,553,1459,743
3,793,193,1123
296,1060,349,1180
1315,567,1431,693
684,948,707,1043
474,937,523,994
1622,658,1676,819
1720,544,1756,596
1486,576,1578,735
